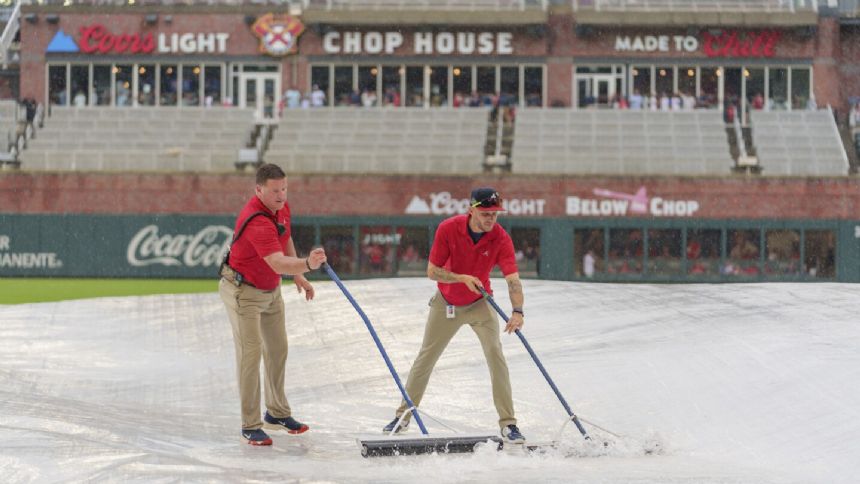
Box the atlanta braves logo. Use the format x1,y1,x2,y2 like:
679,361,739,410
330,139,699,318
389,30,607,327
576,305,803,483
251,14,304,56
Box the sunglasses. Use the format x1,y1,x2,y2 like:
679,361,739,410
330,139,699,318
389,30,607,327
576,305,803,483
471,192,502,208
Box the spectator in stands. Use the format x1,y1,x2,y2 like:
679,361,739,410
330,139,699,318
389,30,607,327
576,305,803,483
583,248,596,278
361,87,377,107
850,101,860,132
729,232,758,260
660,92,671,111
525,92,542,107
671,92,682,111
751,92,765,110
383,87,401,107
468,91,482,107
380,187,527,445
806,94,817,111
310,84,326,107
681,90,696,110
218,163,327,446
284,84,301,109
453,92,464,107
401,244,420,263
629,89,644,110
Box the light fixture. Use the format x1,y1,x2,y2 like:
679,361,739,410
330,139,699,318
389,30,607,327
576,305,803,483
145,14,157,25
45,14,59,24
24,13,37,24
453,68,461,76
687,69,695,77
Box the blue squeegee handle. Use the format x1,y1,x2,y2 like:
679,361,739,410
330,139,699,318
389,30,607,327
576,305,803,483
479,287,590,439
323,263,428,435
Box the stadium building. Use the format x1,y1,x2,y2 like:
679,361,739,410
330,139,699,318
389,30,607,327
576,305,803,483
0,0,859,282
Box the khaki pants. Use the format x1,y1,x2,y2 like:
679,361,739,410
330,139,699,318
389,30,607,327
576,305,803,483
395,291,516,429
219,278,292,430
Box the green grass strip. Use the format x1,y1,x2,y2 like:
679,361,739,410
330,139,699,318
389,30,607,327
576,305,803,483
0,278,224,304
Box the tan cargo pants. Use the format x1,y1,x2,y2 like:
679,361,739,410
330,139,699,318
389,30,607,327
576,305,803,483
395,291,516,429
219,278,292,430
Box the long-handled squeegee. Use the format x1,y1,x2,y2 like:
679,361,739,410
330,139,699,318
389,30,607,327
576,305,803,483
322,263,502,457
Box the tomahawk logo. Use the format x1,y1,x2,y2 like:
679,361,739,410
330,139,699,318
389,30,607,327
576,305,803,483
251,14,304,56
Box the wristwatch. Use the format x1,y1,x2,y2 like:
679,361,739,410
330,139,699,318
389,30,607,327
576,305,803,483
512,308,524,317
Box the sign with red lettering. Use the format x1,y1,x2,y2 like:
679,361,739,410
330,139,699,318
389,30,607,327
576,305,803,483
45,23,230,55
701,30,780,58
79,24,155,54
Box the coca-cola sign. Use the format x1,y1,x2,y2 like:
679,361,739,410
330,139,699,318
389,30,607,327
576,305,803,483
126,224,232,268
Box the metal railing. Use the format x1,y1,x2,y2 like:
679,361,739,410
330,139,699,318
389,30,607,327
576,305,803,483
3,0,303,6
572,0,818,12
308,0,547,11
0,0,20,68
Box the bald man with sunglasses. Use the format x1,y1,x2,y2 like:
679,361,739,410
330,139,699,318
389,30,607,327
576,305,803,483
219,163,326,446
382,187,527,444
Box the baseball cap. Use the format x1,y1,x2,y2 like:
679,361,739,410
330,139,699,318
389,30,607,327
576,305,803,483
470,187,504,212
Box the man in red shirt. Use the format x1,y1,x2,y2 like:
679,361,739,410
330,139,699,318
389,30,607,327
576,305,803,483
219,163,327,446
382,188,527,443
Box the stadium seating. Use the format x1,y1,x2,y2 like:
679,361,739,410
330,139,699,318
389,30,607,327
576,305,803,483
265,108,488,174
19,107,256,172
572,0,816,12
511,109,733,175
750,109,850,176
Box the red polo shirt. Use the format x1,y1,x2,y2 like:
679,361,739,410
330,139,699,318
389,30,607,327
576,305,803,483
429,214,518,306
229,196,292,291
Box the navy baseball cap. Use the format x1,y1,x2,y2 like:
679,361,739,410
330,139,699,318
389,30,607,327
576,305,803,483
470,187,504,212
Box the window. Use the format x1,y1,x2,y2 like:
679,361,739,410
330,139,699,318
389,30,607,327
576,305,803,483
321,226,355,275
204,65,222,106
382,66,402,107
359,226,396,275
160,65,178,106
632,65,652,98
699,67,720,109
452,65,472,107
310,65,331,107
397,227,430,276
510,227,540,277
182,65,201,106
114,64,133,106
48,64,67,105
93,65,111,106
804,230,835,278
358,65,378,106
726,229,760,277
334,65,353,106
500,66,518,106
678,66,697,108
138,64,156,106
291,225,316,258
765,230,801,276
647,229,682,275
687,229,721,276
791,67,811,110
476,66,495,102
608,228,642,275
405,66,424,107
429,66,448,106
524,66,543,107
655,66,674,105
70,65,89,107
768,67,788,110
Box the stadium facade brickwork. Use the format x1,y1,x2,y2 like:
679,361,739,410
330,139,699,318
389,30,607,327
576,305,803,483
16,6,859,117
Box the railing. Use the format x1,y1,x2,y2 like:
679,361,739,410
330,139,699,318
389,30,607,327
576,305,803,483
308,0,547,11
0,0,20,68
4,0,303,6
572,0,818,12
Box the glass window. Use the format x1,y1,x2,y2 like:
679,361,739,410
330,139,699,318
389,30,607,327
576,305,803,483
804,230,835,278
524,66,543,107
359,226,396,275
768,67,788,110
500,66,519,107
608,228,643,275
48,64,67,106
452,65,471,107
574,228,604,278
93,65,111,106
334,65,354,106
687,229,721,276
632,65,652,98
725,229,760,277
114,64,133,106
745,67,765,119
290,225,316,257
321,226,355,275
382,65,402,107
510,227,540,277
70,65,89,107
765,229,800,276
699,67,720,109
182,65,201,106
655,66,674,108
397,227,429,276
476,66,495,104
358,65,378,106
138,64,156,106
405,66,424,107
647,229,682,276
678,66,697,108
204,65,222,106
429,66,448,107
160,64,178,106
310,65,331,107
791,67,811,110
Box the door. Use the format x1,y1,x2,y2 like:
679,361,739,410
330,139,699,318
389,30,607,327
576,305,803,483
576,74,616,108
239,73,280,118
